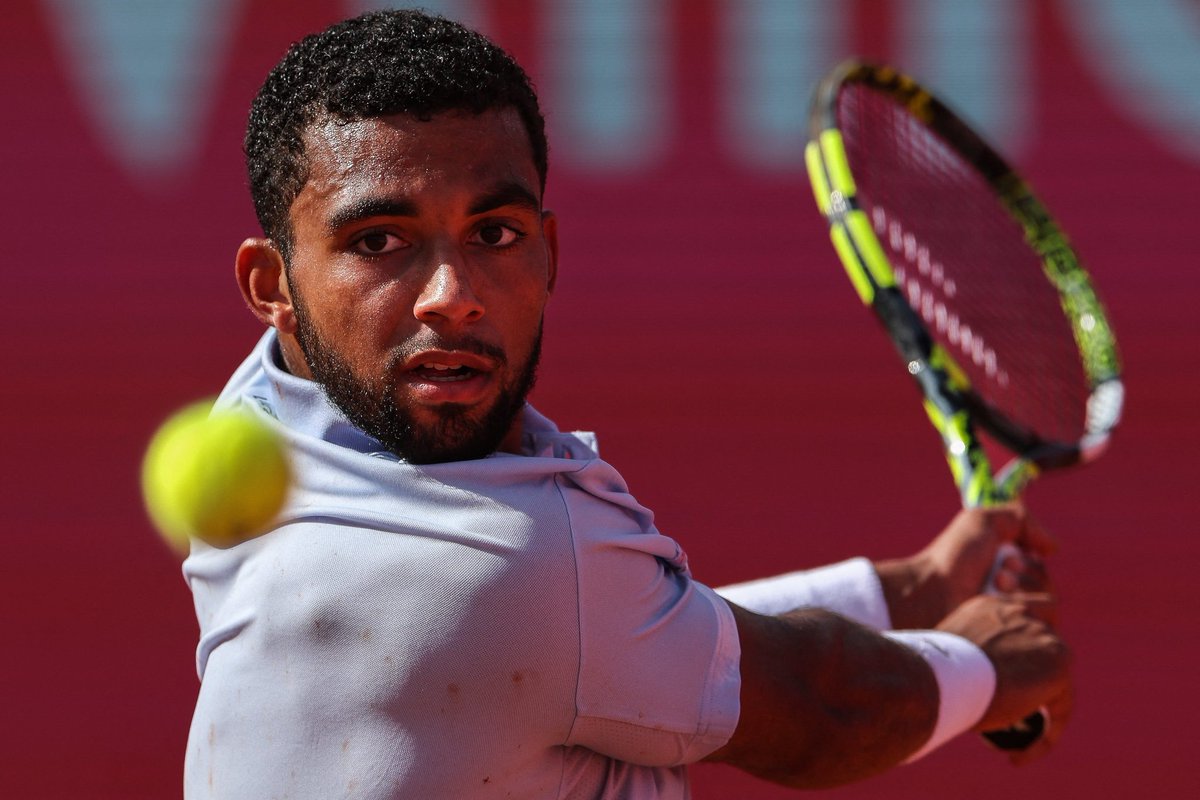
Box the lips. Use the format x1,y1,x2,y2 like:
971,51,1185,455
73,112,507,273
400,350,498,405
412,362,479,382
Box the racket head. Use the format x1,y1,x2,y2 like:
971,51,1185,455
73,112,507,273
804,61,1123,507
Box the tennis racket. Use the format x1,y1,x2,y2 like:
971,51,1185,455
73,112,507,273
804,61,1122,750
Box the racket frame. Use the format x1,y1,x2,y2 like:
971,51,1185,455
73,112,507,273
804,61,1122,508
804,61,1123,751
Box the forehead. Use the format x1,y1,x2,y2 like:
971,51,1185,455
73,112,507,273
293,108,540,221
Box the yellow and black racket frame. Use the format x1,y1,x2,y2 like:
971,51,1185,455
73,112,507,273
803,61,1123,509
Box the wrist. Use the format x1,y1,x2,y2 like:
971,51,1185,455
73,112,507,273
884,630,996,762
875,552,947,630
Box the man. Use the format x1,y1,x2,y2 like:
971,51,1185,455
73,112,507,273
184,9,1071,798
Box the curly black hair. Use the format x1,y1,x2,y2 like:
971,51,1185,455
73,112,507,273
244,9,548,257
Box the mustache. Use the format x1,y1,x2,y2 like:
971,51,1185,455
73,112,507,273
387,333,508,369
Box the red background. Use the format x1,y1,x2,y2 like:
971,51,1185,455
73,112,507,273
3,1,1198,797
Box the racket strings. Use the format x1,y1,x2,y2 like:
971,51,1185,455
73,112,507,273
836,84,1091,450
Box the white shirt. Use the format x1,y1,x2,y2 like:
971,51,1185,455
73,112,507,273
182,331,742,799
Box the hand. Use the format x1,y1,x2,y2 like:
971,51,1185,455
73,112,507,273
937,593,1073,764
877,504,1057,630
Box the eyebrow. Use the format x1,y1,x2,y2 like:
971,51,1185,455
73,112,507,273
325,197,419,235
468,182,542,216
323,181,542,236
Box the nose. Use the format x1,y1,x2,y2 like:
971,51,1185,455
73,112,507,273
413,258,484,327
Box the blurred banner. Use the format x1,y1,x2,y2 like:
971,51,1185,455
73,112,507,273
3,1,1197,798
35,0,1200,177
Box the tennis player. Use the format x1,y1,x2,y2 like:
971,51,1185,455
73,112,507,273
182,10,1071,798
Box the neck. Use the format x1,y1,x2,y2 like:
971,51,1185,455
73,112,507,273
497,413,526,455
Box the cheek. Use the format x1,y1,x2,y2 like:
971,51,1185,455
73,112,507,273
296,288,409,381
324,273,414,337
504,293,550,354
490,274,548,319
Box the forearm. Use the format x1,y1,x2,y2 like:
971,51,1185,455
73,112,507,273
705,604,940,789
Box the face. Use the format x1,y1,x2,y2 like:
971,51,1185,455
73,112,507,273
262,108,557,463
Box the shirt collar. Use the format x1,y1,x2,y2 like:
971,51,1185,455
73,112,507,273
250,330,599,461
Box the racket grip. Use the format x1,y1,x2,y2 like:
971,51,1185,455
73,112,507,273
983,708,1048,751
984,541,1023,595
980,542,1048,750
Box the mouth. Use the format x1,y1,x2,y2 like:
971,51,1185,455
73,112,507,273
412,362,482,382
401,350,499,406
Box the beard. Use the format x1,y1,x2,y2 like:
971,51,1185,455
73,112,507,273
288,284,541,464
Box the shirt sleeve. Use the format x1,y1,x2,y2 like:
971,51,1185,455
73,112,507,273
556,459,741,767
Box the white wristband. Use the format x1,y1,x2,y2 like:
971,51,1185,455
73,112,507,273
884,630,996,763
715,558,891,630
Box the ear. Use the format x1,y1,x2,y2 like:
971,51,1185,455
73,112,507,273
541,210,559,294
235,238,297,334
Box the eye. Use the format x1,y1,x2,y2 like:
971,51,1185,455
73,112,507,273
352,231,406,255
471,224,523,248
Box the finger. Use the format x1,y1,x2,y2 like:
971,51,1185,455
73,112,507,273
991,548,1054,594
983,502,1028,547
1008,554,1056,597
1015,556,1054,593
1016,510,1059,558
985,502,1058,558
993,568,1018,594
1006,592,1060,627
1001,552,1025,573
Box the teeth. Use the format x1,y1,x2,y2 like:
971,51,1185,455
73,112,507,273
421,363,460,371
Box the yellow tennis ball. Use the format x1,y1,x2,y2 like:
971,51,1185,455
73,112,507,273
141,399,291,551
